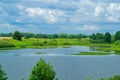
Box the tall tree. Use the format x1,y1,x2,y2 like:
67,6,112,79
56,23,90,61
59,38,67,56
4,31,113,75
114,31,120,41
96,33,104,40
29,58,57,80
13,31,22,41
0,65,7,80
90,33,96,40
104,32,111,43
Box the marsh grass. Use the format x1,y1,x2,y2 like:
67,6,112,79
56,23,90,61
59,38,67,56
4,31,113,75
0,40,15,48
73,52,111,55
1,37,120,52
36,52,46,54
14,54,20,56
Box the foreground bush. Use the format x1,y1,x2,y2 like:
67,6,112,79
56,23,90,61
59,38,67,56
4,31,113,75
0,65,7,80
0,40,15,48
29,58,58,80
48,39,57,46
99,75,120,80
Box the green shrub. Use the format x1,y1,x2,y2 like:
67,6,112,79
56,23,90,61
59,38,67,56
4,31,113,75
31,41,43,46
29,58,58,80
62,42,71,45
13,31,22,41
43,40,48,46
48,39,57,46
0,65,7,80
99,75,120,80
0,40,15,48
115,40,120,45
90,39,104,43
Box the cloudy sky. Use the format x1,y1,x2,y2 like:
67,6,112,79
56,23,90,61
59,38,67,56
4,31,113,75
0,0,120,34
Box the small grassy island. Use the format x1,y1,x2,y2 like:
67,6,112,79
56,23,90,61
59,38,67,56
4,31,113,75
73,52,110,55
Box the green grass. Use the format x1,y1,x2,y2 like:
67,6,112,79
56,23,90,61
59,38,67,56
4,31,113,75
36,52,46,54
61,45,71,48
8,38,90,48
0,40,15,48
73,52,111,55
1,37,120,53
91,45,120,53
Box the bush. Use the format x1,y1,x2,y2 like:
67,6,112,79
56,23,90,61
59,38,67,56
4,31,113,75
31,41,43,46
99,75,120,80
62,42,71,45
115,40,120,45
43,40,48,46
90,39,104,43
0,65,7,80
48,39,57,46
13,31,22,41
0,40,15,48
29,58,58,80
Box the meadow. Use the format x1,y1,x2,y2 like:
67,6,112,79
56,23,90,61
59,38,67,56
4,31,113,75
0,37,120,55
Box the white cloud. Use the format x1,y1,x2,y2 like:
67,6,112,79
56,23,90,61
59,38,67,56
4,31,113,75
94,6,104,16
21,7,66,23
16,1,120,24
17,5,24,10
75,25,99,31
106,3,120,22
78,0,96,7
1,0,120,34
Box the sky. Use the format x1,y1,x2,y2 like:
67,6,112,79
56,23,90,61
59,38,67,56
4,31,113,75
0,0,120,34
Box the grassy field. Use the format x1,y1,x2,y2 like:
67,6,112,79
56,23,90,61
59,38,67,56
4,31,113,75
0,37,90,48
0,37,120,54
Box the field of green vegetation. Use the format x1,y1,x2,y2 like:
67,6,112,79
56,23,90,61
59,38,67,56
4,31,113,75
1,37,120,55
1,31,120,55
0,38,90,48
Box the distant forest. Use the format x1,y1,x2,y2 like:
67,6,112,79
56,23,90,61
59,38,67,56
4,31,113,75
1,31,120,43
0,32,88,38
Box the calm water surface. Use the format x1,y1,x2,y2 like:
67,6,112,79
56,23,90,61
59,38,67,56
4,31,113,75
0,46,120,80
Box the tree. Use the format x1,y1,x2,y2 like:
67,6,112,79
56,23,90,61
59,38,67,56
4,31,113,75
0,65,7,80
90,33,96,40
114,31,120,41
96,33,104,40
29,58,57,80
13,31,22,41
90,33,104,43
104,32,111,43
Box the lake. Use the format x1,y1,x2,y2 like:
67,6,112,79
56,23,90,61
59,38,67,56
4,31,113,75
0,46,120,80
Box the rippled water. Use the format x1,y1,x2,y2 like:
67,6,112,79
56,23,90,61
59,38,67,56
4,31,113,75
0,46,120,80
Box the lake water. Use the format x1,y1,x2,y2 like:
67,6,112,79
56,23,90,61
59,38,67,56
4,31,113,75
0,46,120,80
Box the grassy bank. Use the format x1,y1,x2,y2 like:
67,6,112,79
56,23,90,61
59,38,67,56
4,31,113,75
0,37,90,49
36,52,46,54
0,37,120,52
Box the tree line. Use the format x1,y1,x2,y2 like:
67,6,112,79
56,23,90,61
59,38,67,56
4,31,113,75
0,31,88,39
1,31,120,43
90,31,120,43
